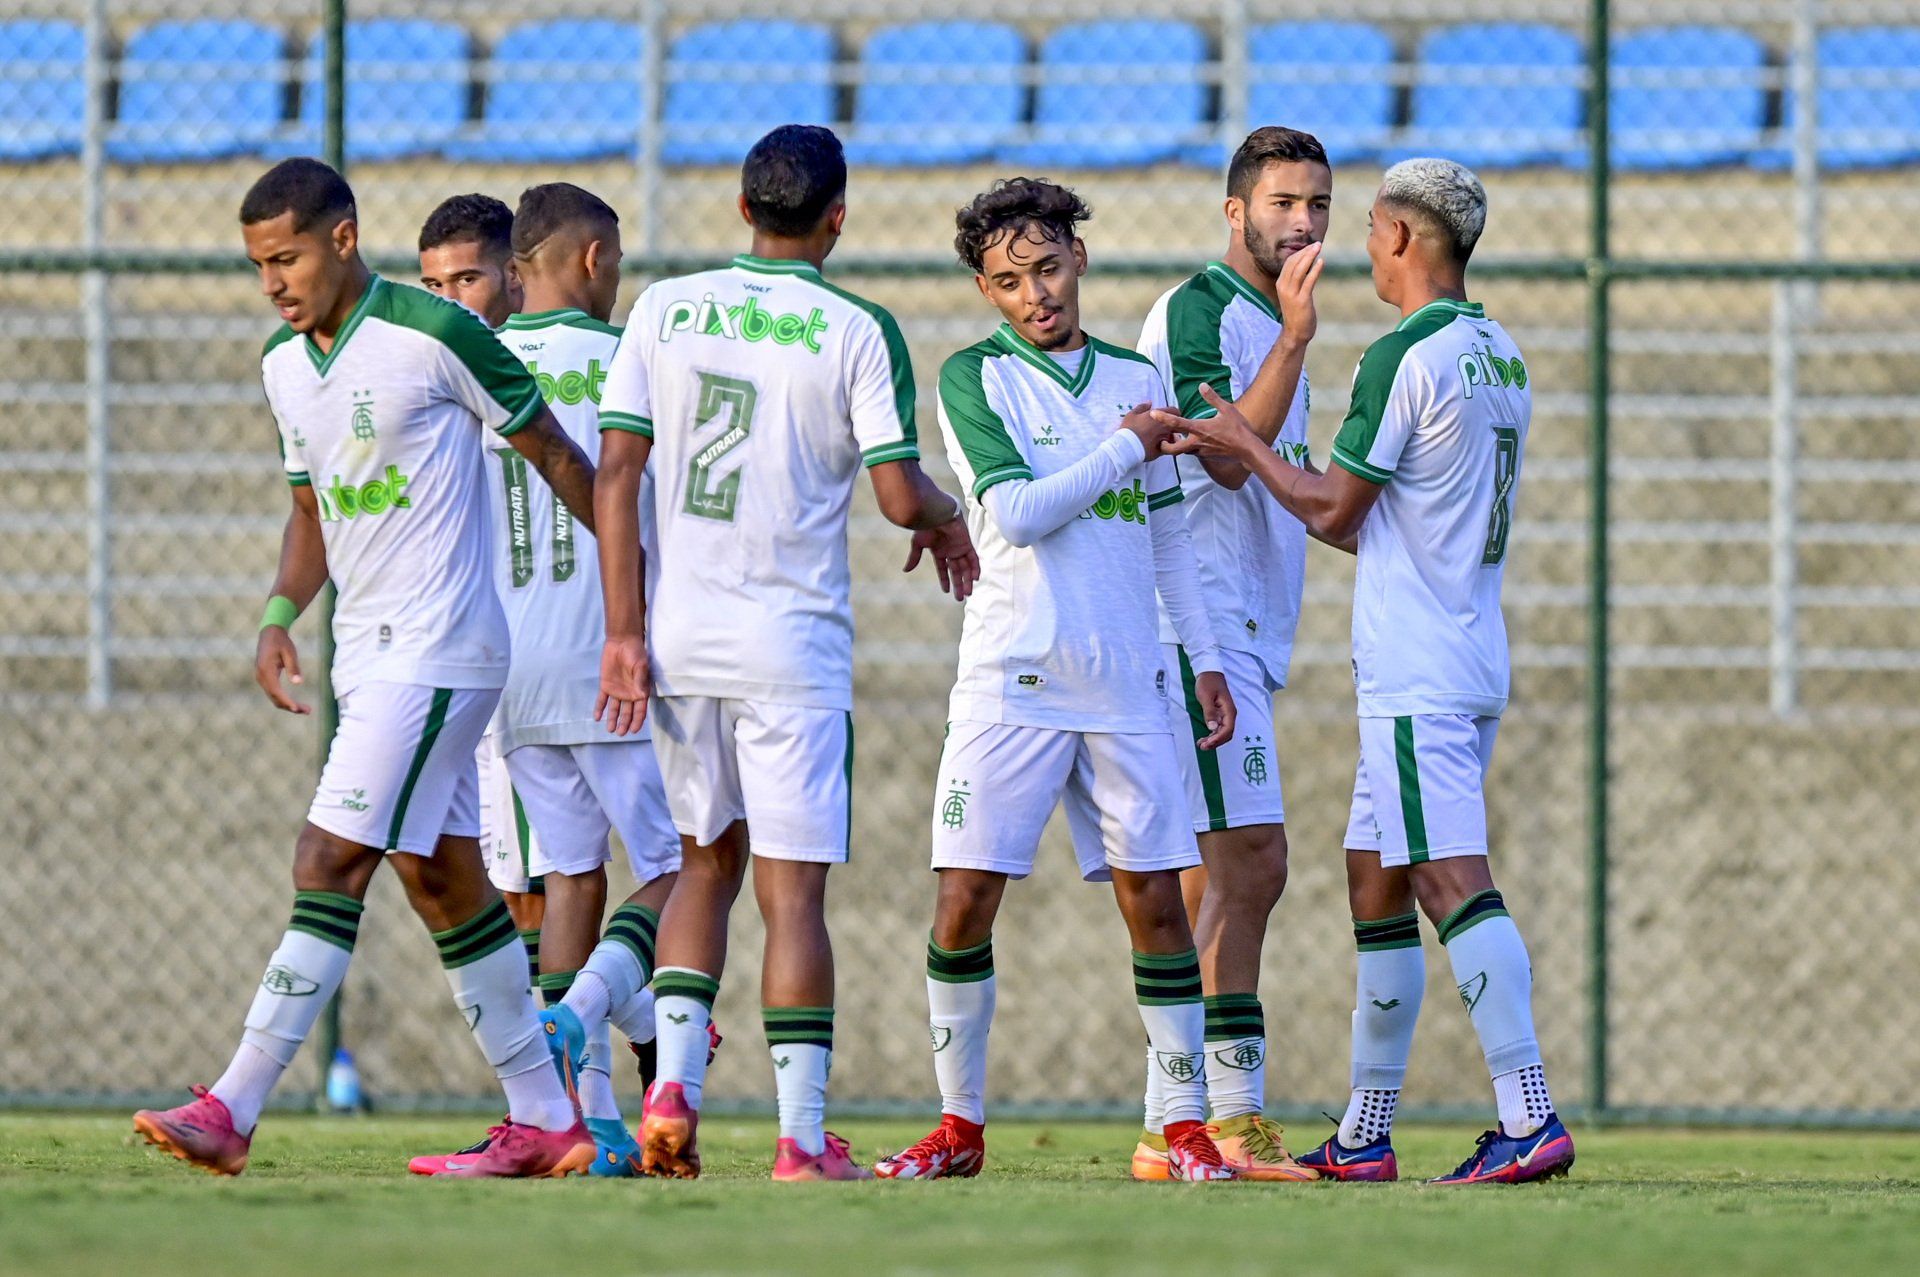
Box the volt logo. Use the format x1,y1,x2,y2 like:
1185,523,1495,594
659,294,830,353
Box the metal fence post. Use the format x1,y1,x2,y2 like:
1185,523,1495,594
1769,283,1800,716
638,0,666,261
1220,0,1250,160
1585,0,1613,1122
82,0,110,710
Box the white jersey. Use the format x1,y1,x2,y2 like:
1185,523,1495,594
599,254,919,711
937,325,1185,734
262,276,541,696
1329,298,1529,718
489,308,651,748
1138,261,1310,686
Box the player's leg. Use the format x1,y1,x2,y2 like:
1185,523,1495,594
876,722,1067,1180
1300,747,1420,1182
476,729,545,988
1390,715,1572,1184
1084,732,1233,1182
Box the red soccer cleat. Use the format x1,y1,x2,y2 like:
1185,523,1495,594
1165,1119,1237,1182
133,1086,251,1177
872,1114,986,1180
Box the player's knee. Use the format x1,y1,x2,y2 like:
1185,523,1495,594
1345,856,1414,921
1411,857,1496,927
291,824,376,895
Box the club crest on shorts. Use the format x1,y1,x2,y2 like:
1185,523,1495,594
941,780,970,830
261,965,320,997
1243,736,1269,787
1155,1051,1202,1083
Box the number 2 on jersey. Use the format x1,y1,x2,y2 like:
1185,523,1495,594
685,372,758,522
493,448,575,587
1481,426,1519,565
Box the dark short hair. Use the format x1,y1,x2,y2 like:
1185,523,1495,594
1227,127,1331,202
741,125,847,238
417,193,513,257
511,183,619,257
953,177,1092,273
239,157,355,232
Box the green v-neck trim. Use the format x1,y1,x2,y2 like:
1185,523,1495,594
732,254,823,279
304,275,385,376
501,307,588,330
1205,260,1279,322
1396,297,1484,332
991,323,1097,397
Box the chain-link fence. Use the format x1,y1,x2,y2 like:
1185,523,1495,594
2,0,1916,1125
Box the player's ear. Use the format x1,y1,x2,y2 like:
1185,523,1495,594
1224,195,1245,238
736,193,753,228
332,215,358,261
826,199,848,238
972,272,991,303
1392,216,1413,259
583,239,602,279
1070,238,1088,277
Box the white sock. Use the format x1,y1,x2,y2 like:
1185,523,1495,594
1493,1063,1555,1138
1341,912,1426,1146
566,901,658,1031
652,968,718,1109
1338,1088,1399,1147
1439,892,1546,1124
434,901,574,1132
1142,1044,1165,1137
610,987,657,1045
212,893,362,1134
1201,995,1265,1120
577,1020,622,1124
765,1009,833,1158
926,935,995,1126
1133,949,1207,1128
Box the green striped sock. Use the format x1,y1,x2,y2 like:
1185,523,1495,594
1203,993,1264,1043
1354,912,1422,951
653,968,720,1010
431,900,519,969
1436,891,1509,946
763,1006,834,1050
1133,948,1203,1006
537,969,576,1007
287,891,364,952
927,933,994,983
602,903,660,983
519,928,542,990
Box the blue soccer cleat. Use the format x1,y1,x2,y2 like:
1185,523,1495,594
1297,1130,1399,1181
1428,1114,1575,1185
585,1116,644,1177
539,1005,587,1105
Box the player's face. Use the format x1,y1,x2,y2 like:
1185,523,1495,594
1235,161,1332,280
1364,195,1402,304
419,242,519,328
243,212,355,335
586,227,624,323
975,227,1087,352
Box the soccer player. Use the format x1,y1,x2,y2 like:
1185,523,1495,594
589,125,977,1182
873,178,1237,1184
417,193,546,981
132,159,599,1178
1152,159,1575,1185
1132,126,1331,1181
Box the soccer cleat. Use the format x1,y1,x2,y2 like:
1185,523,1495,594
638,1081,701,1179
585,1117,645,1178
772,1132,874,1182
435,1120,597,1178
872,1114,985,1180
1165,1121,1236,1182
1129,1129,1171,1182
407,1123,502,1175
540,1005,586,1107
132,1086,251,1177
1297,1130,1399,1182
1428,1114,1575,1185
1206,1114,1319,1182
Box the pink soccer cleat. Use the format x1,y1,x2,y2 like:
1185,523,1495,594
133,1086,252,1177
772,1131,874,1182
434,1120,596,1178
638,1082,701,1179
407,1123,503,1176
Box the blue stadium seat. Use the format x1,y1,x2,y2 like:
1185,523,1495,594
1000,20,1208,169
1394,23,1584,168
278,20,470,163
0,21,84,161
107,20,285,163
844,23,1025,167
446,21,645,163
1763,27,1920,170
1189,22,1396,169
1610,26,1767,170
661,21,834,166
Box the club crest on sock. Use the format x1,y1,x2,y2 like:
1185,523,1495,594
1457,971,1488,1012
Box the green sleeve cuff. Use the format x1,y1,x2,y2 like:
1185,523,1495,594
970,463,1033,499
1147,487,1184,511
861,441,920,467
1331,447,1392,485
493,389,544,437
599,411,653,437
286,472,311,487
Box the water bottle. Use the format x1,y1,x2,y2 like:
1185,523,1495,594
325,1047,363,1113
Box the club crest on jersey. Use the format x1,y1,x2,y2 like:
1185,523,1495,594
941,781,970,830
659,294,830,354
1243,738,1269,787
261,965,320,997
350,391,376,441
1155,1051,1202,1083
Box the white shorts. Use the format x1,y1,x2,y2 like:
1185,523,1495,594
930,721,1201,883
649,696,852,863
308,683,498,856
506,739,683,884
1344,714,1499,868
477,729,539,894
1164,644,1286,834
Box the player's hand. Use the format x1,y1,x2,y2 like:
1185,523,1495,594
1192,669,1236,750
596,633,651,737
1117,402,1174,456
903,515,980,601
1277,241,1324,347
255,626,311,715
1153,384,1262,462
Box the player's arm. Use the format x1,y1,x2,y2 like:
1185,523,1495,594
1155,382,1379,551
980,408,1167,547
255,483,328,715
1191,244,1324,491
869,460,979,601
1147,473,1235,749
505,404,596,536
593,427,649,737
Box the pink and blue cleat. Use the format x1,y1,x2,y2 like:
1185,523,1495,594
1297,1130,1400,1181
1428,1114,1575,1185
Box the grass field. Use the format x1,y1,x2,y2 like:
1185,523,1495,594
2,1115,1915,1276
